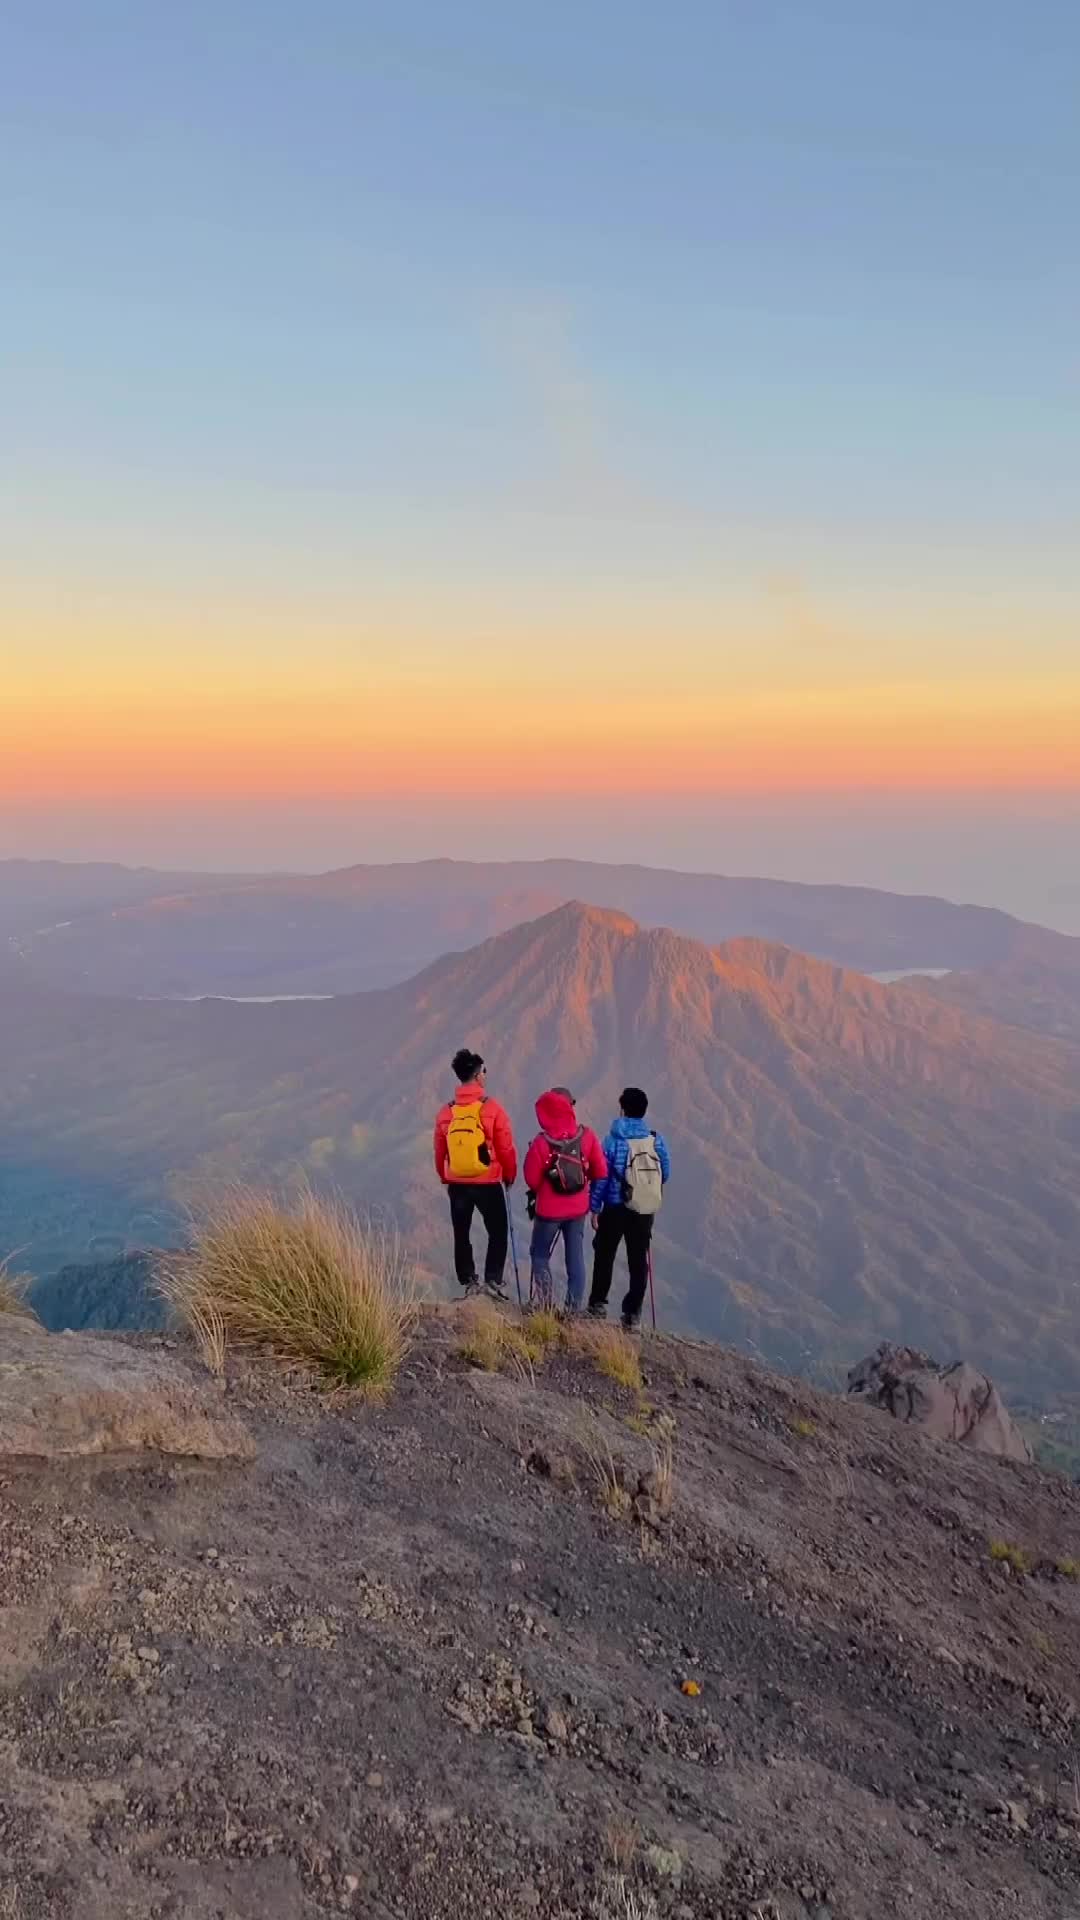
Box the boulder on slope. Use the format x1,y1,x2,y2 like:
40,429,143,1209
848,1342,1032,1463
0,1318,253,1461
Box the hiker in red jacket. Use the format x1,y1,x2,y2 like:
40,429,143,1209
522,1087,606,1314
434,1049,518,1298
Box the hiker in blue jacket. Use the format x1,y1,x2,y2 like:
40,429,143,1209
587,1086,670,1332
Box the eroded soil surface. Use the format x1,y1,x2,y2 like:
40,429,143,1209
3,1310,1080,1919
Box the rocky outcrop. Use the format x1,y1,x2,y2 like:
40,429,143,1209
848,1343,1032,1462
0,1319,252,1461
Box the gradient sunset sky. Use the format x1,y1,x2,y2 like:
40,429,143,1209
3,3,1078,921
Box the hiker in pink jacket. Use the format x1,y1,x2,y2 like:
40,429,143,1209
522,1088,606,1314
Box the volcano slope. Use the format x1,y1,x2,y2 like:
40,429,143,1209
3,1310,1080,1920
5,902,1080,1401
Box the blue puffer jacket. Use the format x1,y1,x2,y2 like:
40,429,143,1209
590,1115,671,1212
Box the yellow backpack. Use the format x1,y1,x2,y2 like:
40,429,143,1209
446,1099,490,1179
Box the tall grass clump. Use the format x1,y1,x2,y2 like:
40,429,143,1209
159,1188,415,1395
0,1258,37,1322
587,1324,643,1393
523,1307,563,1353
456,1300,536,1376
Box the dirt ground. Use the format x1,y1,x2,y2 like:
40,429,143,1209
3,1308,1080,1919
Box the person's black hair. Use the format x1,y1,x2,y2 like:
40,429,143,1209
620,1085,648,1119
452,1047,484,1083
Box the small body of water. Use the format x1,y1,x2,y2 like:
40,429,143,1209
144,993,335,1003
870,967,952,985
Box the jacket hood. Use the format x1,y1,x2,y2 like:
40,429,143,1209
609,1114,653,1139
535,1089,577,1138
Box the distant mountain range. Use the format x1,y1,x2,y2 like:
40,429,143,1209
3,900,1079,1402
0,858,256,940
6,855,1079,999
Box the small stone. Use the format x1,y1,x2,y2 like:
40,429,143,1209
520,1888,541,1911
365,1772,384,1789
1007,1800,1030,1832
543,1707,568,1743
343,1876,360,1895
510,1558,525,1574
137,1646,160,1664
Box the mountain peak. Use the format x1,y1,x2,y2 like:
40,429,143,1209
534,899,641,939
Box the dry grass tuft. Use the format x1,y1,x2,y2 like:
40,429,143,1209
1056,1557,1080,1581
0,1258,37,1323
602,1814,639,1875
790,1415,817,1439
648,1417,676,1516
456,1300,536,1376
567,1322,643,1392
160,1265,227,1376
989,1538,1031,1575
577,1413,632,1519
456,1300,506,1371
586,1876,658,1920
158,1187,415,1394
524,1307,564,1352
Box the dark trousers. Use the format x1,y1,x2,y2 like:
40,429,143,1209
448,1182,508,1288
589,1205,654,1321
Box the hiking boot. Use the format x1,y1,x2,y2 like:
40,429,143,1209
557,1304,581,1323
621,1313,642,1336
483,1278,509,1302
587,1302,607,1321
460,1277,481,1299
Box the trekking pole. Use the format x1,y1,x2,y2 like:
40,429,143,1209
505,1188,523,1309
647,1245,657,1331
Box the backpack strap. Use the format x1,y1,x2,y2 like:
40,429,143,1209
544,1128,582,1150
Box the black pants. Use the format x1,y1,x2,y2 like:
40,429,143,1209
589,1205,654,1321
448,1182,509,1288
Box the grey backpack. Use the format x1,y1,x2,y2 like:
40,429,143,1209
622,1133,663,1215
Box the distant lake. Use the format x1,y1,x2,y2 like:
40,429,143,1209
146,993,336,1003
870,968,952,984
153,975,954,1002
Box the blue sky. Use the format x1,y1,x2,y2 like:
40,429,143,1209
4,0,1078,589
2,1,1078,913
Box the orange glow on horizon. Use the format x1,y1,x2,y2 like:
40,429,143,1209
4,674,1078,799
5,587,1078,803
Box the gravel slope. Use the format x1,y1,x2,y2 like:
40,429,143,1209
2,1311,1080,1919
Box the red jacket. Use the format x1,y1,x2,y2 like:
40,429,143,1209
434,1080,518,1185
523,1090,607,1220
